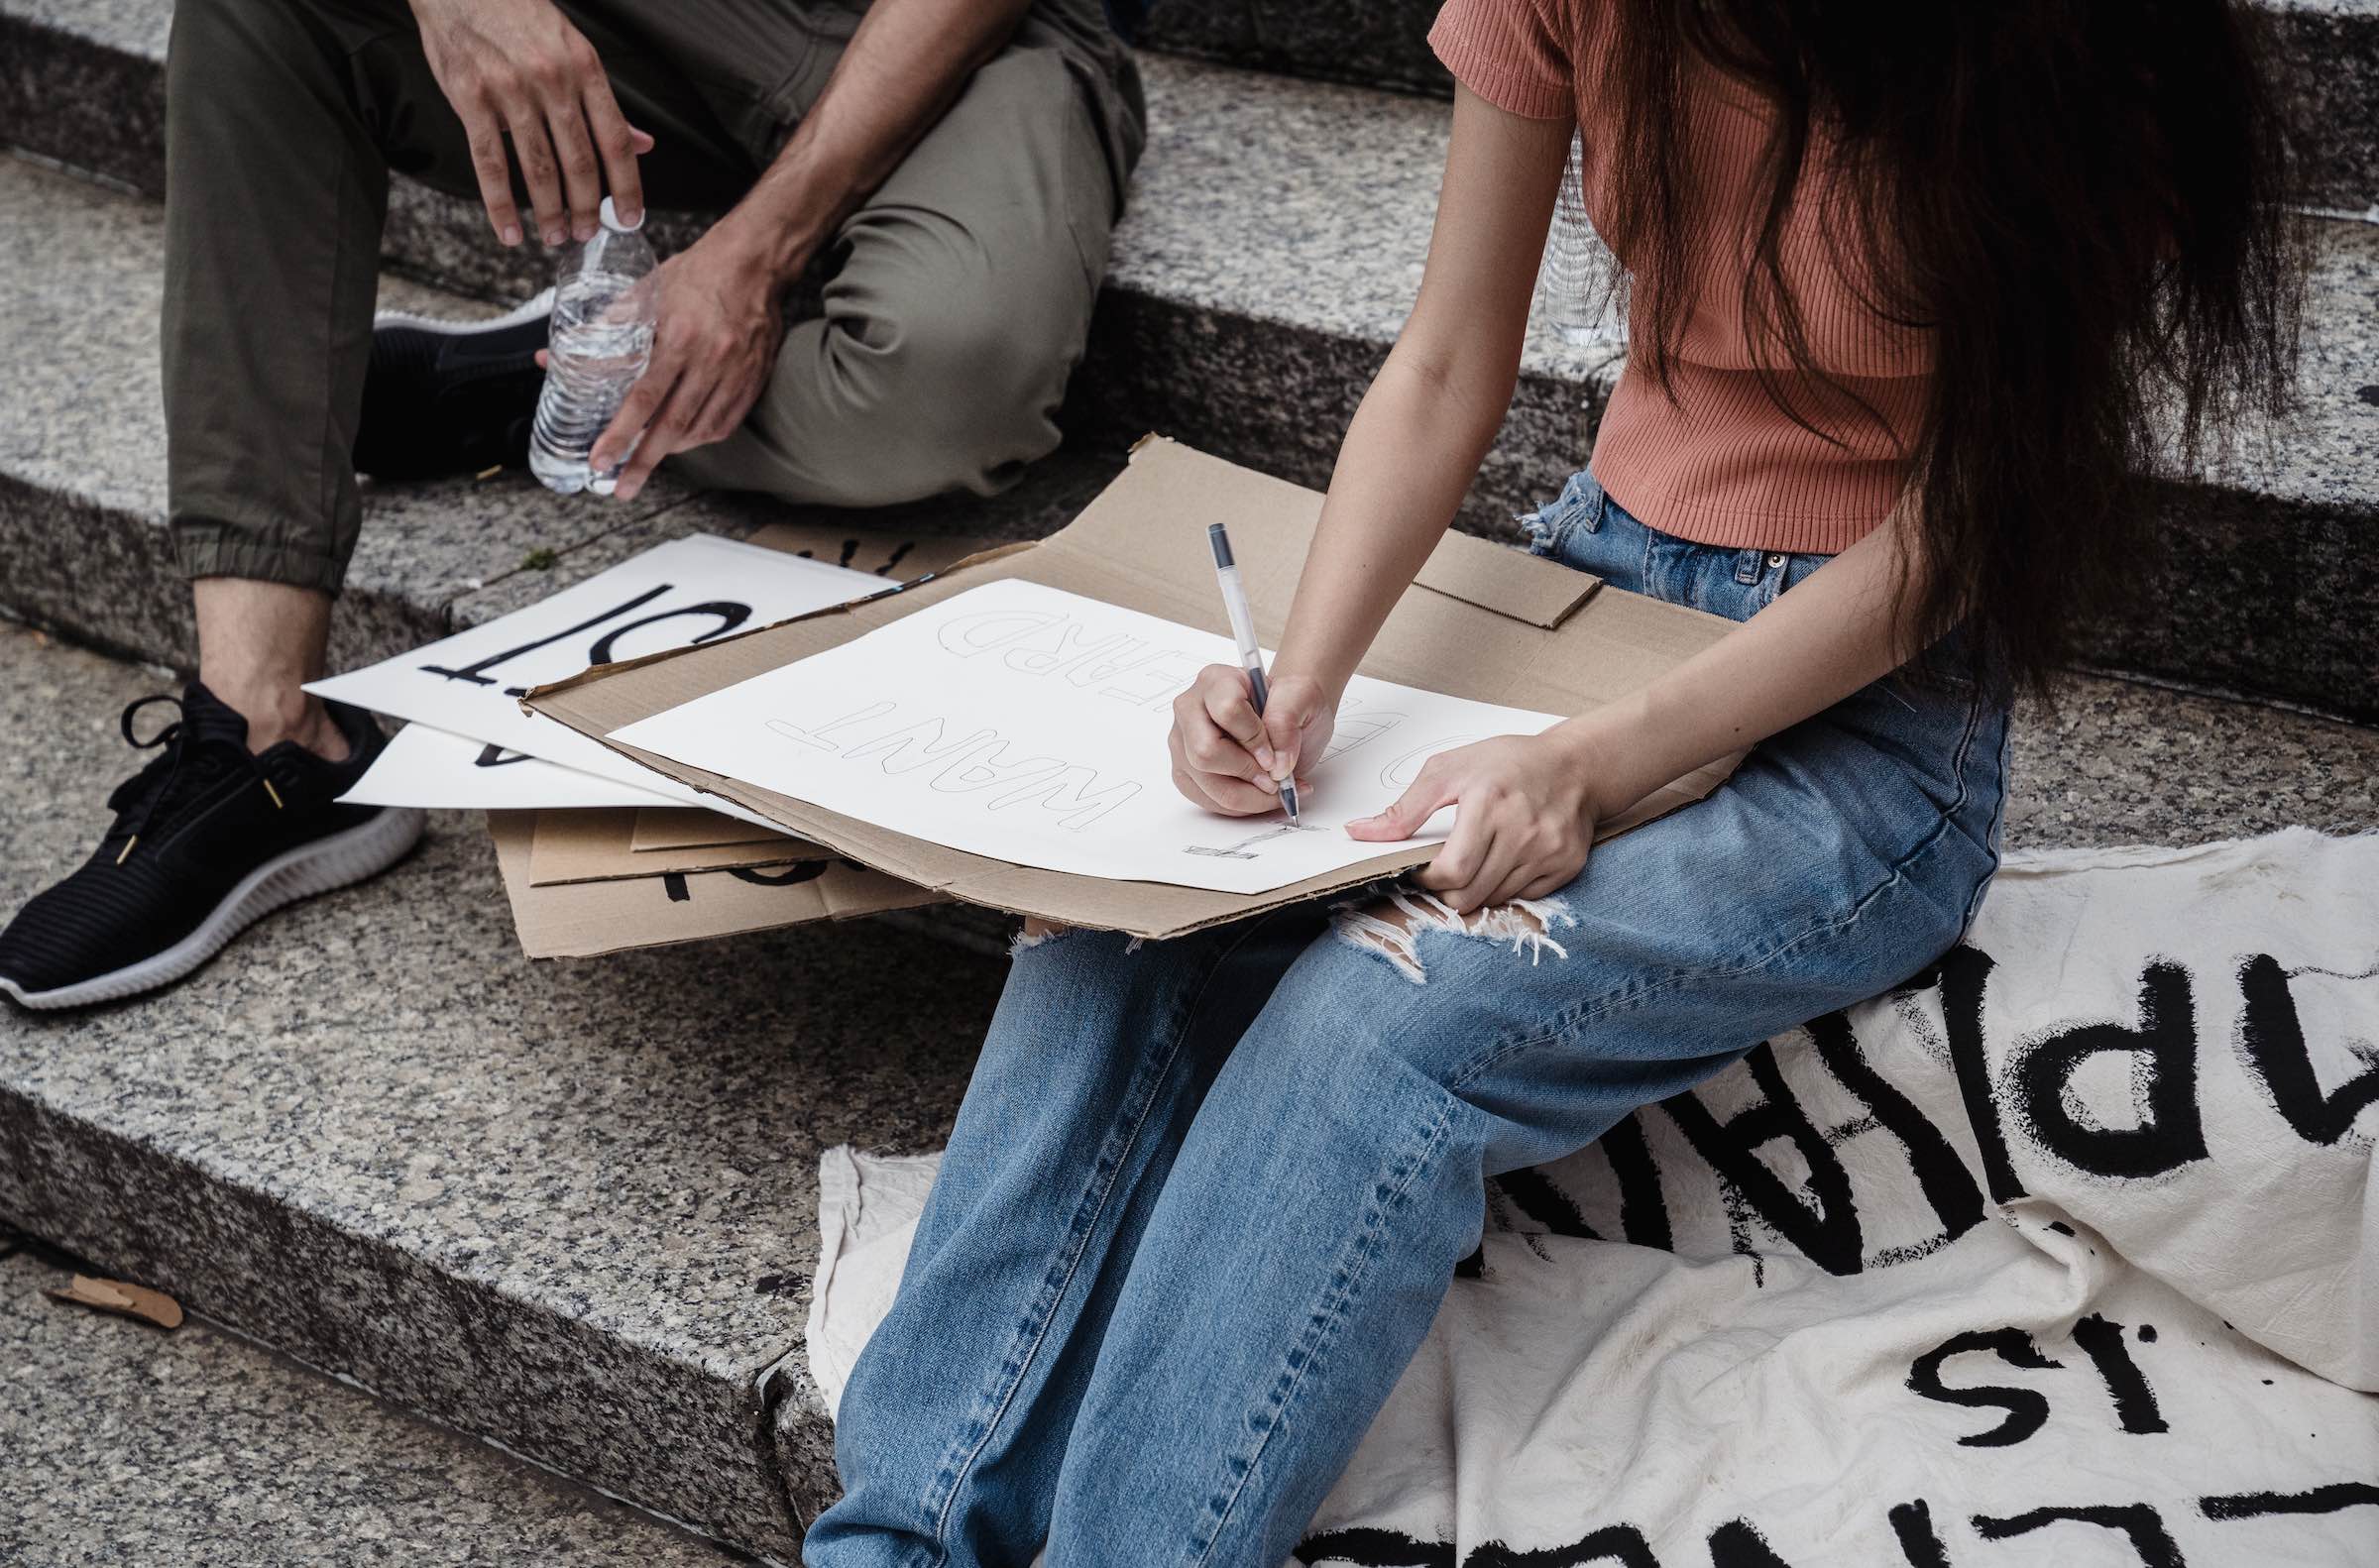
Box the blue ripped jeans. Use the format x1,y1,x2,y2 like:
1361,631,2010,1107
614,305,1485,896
805,470,2012,1568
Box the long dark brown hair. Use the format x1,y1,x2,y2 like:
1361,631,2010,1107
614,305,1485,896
1598,0,2303,700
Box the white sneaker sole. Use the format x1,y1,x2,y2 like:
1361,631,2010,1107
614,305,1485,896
0,808,426,1011
373,285,556,337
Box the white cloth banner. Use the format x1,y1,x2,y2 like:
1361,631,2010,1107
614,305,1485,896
808,829,2379,1566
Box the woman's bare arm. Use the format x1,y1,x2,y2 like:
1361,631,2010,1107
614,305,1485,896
1269,87,1574,706
1178,87,1938,910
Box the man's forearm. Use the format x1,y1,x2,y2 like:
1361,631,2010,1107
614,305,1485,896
713,0,1037,281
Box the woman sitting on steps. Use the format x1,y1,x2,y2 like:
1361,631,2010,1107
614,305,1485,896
805,2,2303,1563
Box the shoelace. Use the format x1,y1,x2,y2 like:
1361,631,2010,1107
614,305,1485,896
105,695,283,864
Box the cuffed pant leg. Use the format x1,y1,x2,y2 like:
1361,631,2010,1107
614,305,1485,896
162,0,760,594
162,0,415,593
670,46,1113,508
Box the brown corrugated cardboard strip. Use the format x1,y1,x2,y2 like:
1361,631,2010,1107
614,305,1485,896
490,812,940,958
527,438,1746,941
742,519,994,584
528,807,820,886
628,806,792,854
48,1274,184,1330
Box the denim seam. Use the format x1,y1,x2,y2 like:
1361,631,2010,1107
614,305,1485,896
1435,688,1995,1089
1956,709,2013,936
1580,482,1608,534
1187,1090,1460,1566
920,920,1279,1561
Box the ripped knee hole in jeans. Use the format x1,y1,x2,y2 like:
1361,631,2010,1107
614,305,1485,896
1331,888,1574,985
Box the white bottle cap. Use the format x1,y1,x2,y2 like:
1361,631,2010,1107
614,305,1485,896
599,196,643,233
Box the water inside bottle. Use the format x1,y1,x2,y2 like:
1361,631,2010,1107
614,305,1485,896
527,272,655,496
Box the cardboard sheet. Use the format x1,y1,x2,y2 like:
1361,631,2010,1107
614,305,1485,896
488,812,937,957
742,520,996,583
611,578,1566,895
311,534,888,813
529,439,1749,940
630,807,794,854
526,808,823,886
343,723,682,813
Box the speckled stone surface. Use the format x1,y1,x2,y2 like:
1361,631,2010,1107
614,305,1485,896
1143,0,1448,99
2084,213,2379,716
2265,0,2379,217
0,1245,736,1566
0,2,166,195
1139,0,2379,214
2003,673,2379,847
442,445,1122,629
0,622,1008,1557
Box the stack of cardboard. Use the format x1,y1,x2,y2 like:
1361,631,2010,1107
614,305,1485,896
487,809,933,958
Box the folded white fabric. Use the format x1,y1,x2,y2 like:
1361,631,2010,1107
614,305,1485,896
809,828,2379,1565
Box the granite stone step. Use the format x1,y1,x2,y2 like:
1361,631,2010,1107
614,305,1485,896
1136,0,2379,218
0,1240,738,1566
10,0,2375,218
0,614,1014,1562
3,620,2376,1560
4,11,2372,719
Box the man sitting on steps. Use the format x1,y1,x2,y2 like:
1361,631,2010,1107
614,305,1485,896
0,0,1143,1010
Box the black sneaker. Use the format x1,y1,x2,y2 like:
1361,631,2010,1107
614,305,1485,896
0,685,422,1010
353,287,555,482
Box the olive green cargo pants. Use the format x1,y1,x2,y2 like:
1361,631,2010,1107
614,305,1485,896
163,0,1135,592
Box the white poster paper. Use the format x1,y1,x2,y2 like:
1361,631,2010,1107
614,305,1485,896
310,534,885,808
342,723,680,813
610,578,1565,896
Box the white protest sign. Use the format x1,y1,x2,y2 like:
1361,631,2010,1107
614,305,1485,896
311,534,884,809
609,578,1565,896
343,723,679,813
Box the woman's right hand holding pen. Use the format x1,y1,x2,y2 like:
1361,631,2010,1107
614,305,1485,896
1169,667,1334,817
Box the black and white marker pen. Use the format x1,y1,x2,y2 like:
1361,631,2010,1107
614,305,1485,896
1206,522,1301,826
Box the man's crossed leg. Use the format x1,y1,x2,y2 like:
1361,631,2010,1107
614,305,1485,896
0,0,1139,1007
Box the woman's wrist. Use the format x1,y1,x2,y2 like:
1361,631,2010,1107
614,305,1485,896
1545,697,1669,824
1267,651,1351,715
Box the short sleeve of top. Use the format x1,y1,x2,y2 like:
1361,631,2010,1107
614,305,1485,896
1428,0,1573,120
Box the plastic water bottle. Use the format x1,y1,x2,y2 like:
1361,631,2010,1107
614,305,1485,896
529,196,657,496
1539,132,1627,349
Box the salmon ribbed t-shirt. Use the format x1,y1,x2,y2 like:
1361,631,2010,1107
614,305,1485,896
1430,0,1931,554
